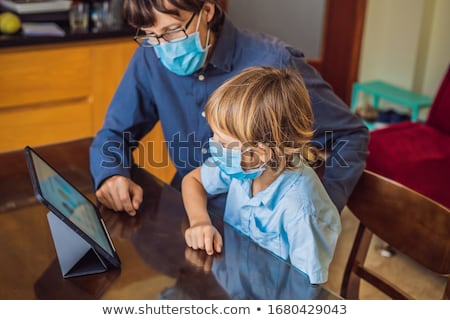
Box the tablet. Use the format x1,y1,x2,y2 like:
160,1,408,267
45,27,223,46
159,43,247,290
24,146,121,269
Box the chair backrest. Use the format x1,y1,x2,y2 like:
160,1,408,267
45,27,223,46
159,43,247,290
426,66,450,134
341,170,450,299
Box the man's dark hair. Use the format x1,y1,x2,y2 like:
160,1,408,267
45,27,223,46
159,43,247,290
124,0,225,33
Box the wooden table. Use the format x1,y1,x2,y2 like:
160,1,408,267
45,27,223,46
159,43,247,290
0,138,340,300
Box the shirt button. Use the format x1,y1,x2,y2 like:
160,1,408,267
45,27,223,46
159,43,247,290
201,147,208,154
198,74,205,81
201,111,205,118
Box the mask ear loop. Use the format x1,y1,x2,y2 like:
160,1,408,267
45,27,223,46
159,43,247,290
195,9,212,51
241,144,270,171
204,28,211,50
195,9,203,31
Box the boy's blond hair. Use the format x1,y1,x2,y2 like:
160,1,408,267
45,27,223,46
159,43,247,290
205,66,316,174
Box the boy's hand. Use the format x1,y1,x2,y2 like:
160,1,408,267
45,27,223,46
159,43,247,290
184,222,223,255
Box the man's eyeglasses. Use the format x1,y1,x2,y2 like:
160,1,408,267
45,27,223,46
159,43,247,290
134,12,197,48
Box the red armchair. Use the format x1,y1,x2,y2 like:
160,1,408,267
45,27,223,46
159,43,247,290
366,66,450,209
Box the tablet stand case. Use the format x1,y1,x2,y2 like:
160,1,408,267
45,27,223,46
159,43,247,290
47,212,108,278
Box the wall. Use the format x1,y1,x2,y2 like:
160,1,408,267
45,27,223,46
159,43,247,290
227,0,326,59
358,0,450,101
419,0,450,96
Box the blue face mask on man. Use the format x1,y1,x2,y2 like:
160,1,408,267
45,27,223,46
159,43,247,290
208,138,266,180
154,10,211,76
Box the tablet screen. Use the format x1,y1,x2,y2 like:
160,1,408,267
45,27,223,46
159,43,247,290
26,148,116,259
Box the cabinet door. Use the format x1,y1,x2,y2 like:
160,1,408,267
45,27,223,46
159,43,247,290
90,40,137,131
0,100,92,152
0,46,91,109
0,45,92,152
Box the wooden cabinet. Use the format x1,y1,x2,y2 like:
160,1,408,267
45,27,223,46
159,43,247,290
0,39,176,183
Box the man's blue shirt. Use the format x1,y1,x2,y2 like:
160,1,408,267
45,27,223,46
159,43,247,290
90,17,369,212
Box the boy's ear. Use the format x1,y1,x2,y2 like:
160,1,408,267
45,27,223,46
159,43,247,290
257,143,272,163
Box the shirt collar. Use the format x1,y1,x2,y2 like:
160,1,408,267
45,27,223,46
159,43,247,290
239,168,304,210
207,16,236,72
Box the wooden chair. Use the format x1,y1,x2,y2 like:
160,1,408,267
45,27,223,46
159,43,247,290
341,170,450,299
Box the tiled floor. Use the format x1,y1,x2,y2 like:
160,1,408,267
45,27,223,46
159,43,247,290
324,208,447,300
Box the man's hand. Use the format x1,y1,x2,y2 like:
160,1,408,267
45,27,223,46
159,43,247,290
95,175,143,216
184,222,223,256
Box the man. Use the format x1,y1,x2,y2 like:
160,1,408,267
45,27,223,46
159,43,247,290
90,0,369,216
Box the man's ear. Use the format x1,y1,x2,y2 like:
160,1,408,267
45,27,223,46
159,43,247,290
202,1,216,23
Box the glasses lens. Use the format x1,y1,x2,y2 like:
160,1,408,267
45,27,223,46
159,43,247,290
163,29,188,42
145,37,159,47
135,36,158,47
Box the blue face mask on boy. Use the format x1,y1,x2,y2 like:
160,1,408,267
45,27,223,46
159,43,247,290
208,138,265,180
154,10,211,76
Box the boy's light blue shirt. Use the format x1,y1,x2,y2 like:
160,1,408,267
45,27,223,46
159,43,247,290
201,160,341,284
